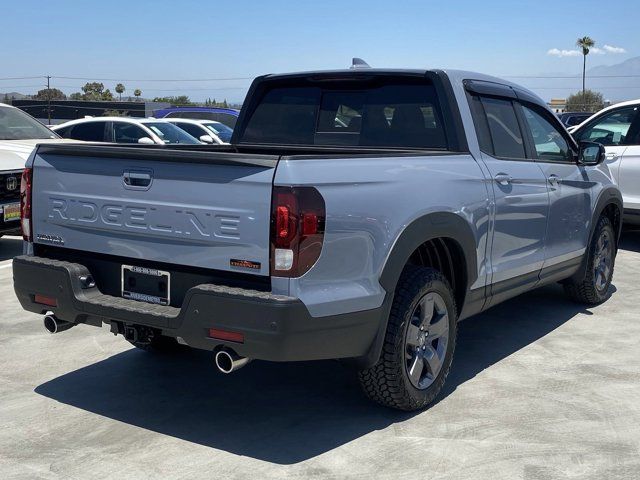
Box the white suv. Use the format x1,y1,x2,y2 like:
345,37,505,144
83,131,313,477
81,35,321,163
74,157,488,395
572,99,640,223
52,117,201,145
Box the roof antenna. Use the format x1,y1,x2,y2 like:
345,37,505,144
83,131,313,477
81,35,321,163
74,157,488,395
350,58,371,69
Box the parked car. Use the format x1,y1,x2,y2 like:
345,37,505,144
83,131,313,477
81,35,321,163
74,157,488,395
571,99,640,224
0,103,72,237
558,111,593,127
153,107,239,128
14,68,621,411
165,118,233,144
52,117,201,145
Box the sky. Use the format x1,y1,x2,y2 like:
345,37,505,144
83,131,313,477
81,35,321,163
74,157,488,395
2,0,639,103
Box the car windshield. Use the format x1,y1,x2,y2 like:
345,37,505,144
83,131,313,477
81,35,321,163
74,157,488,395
202,121,233,142
141,122,200,144
0,106,58,140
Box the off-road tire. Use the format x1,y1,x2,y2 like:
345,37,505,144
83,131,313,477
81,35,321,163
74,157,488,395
564,215,616,305
358,266,457,411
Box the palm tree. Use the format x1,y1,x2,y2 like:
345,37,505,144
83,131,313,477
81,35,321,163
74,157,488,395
576,36,595,109
115,83,125,101
134,89,142,101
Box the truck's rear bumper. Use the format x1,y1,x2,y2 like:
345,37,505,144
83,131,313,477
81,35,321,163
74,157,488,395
13,255,382,362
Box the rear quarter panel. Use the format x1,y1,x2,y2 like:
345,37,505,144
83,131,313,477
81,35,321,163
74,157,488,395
274,154,491,317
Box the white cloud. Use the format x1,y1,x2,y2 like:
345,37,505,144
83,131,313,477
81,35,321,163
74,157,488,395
603,44,626,54
548,44,626,57
547,48,581,57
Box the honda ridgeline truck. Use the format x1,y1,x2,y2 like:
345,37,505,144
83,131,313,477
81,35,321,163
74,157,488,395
13,68,622,411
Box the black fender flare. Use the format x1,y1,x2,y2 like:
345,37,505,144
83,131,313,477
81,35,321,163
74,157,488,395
571,186,623,282
358,212,479,368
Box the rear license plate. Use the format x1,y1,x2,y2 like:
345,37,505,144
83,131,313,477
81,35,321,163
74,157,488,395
3,203,20,222
121,265,170,306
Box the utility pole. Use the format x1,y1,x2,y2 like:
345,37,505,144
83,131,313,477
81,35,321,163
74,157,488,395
46,75,52,124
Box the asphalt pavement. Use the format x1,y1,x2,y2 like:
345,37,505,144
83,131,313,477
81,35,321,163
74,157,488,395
1,232,639,479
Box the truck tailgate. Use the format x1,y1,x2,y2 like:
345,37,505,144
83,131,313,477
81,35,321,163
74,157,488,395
30,145,278,276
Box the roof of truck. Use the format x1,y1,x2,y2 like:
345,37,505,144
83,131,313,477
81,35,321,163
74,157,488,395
260,68,545,105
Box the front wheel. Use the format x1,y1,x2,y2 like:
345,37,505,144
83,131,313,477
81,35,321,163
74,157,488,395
358,267,457,411
564,215,616,305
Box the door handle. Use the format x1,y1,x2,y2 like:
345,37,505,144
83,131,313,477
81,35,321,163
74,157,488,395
605,152,619,161
548,174,560,186
123,170,153,189
494,173,513,186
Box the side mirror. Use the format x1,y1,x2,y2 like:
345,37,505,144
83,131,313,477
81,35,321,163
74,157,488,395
137,136,155,145
577,141,605,166
199,134,215,144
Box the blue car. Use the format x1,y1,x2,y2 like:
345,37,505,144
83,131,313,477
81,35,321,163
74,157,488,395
153,107,240,128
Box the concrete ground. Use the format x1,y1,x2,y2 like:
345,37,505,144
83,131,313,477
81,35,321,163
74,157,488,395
1,232,640,480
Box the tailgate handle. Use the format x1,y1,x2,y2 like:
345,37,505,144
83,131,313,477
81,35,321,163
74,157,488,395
123,170,152,189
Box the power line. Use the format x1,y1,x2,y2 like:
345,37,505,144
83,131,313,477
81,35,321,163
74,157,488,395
51,75,254,82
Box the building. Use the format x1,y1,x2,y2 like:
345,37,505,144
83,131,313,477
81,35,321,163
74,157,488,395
547,98,567,113
12,100,170,125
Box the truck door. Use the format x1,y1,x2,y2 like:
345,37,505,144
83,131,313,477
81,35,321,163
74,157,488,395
467,91,550,306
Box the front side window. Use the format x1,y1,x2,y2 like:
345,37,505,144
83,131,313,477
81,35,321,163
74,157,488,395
480,97,526,159
521,106,572,163
0,106,58,140
575,106,639,146
241,80,447,149
113,122,149,143
142,122,200,144
203,121,233,142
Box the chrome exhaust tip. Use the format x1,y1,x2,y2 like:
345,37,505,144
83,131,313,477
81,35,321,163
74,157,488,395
215,348,250,374
43,314,75,334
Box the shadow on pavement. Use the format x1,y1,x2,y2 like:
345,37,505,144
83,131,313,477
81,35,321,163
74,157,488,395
620,227,640,253
0,236,22,261
35,284,596,464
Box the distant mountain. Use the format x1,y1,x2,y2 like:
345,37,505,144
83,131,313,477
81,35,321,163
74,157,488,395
584,56,640,102
588,56,640,76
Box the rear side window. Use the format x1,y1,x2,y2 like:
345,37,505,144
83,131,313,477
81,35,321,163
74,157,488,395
240,80,448,149
68,122,106,142
479,97,526,159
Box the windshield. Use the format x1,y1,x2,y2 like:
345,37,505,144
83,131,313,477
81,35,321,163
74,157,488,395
0,106,58,140
141,122,200,144
202,121,233,142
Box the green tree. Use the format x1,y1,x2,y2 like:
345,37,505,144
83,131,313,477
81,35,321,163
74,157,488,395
134,88,142,100
72,82,114,101
222,99,228,108
152,95,193,105
115,83,125,101
566,89,604,113
3,93,9,104
35,88,66,100
576,36,595,102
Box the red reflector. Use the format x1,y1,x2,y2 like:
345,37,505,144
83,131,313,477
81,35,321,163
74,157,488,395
208,328,244,343
34,294,57,307
276,206,289,239
302,213,318,235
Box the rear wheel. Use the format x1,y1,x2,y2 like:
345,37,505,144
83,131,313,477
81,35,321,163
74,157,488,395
564,215,616,305
358,267,457,411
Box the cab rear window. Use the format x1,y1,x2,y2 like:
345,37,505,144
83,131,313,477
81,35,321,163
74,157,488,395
240,79,448,149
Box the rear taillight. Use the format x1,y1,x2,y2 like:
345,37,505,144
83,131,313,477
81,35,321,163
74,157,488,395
20,168,32,242
270,186,325,277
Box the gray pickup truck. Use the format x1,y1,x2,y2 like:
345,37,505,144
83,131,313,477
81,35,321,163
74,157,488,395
13,68,622,411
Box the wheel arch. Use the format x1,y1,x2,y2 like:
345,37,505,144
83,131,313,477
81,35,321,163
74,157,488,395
358,211,479,368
